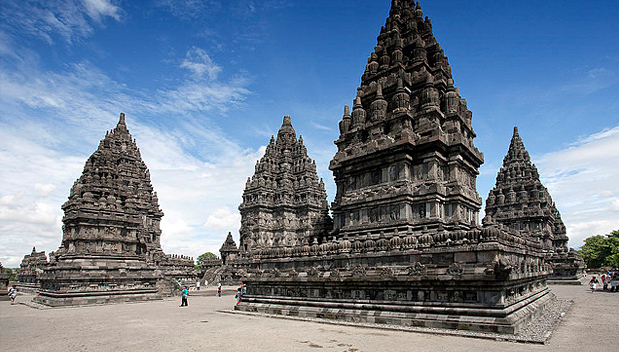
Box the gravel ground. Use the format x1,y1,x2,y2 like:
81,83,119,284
0,281,616,352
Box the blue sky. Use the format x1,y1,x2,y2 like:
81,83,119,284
1,0,618,267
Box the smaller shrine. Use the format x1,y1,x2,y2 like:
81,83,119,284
220,232,240,265
0,261,9,295
484,127,584,282
238,115,332,253
17,247,48,293
33,113,198,306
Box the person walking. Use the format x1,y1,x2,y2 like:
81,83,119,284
217,281,222,297
196,280,200,291
8,285,17,305
180,286,189,307
235,287,242,305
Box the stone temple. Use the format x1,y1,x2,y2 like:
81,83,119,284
205,116,332,284
33,113,197,306
239,115,332,253
17,247,48,293
231,0,553,334
0,261,9,295
484,127,584,282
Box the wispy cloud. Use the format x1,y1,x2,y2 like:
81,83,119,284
560,67,617,95
155,0,221,20
83,0,121,22
0,39,254,266
0,0,122,45
180,46,222,80
536,125,619,248
310,121,333,131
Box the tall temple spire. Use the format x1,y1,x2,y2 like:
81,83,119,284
239,115,331,252
484,127,567,251
60,113,164,257
503,125,532,165
330,0,483,235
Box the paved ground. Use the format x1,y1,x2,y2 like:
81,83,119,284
0,282,616,352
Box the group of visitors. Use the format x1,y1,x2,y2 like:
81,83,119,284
588,270,618,292
177,279,246,306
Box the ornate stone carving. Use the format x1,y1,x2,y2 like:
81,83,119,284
406,262,427,276
447,262,464,277
238,115,332,254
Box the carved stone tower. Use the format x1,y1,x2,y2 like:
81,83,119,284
330,0,484,238
483,127,572,252
238,115,332,253
220,232,240,265
484,126,584,280
60,113,165,260
34,114,165,306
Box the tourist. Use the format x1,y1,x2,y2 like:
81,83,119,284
601,274,608,290
196,280,200,291
180,286,188,306
217,281,222,297
8,285,17,304
589,276,599,292
235,287,242,305
205,280,208,289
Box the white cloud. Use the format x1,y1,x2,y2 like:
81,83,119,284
310,121,332,131
0,128,85,266
155,0,219,20
536,125,619,249
82,0,121,22
0,0,122,45
180,47,222,80
203,207,242,229
560,67,616,95
0,37,252,266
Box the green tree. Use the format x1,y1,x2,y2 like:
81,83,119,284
5,268,18,281
196,252,219,267
579,230,619,268
606,230,619,268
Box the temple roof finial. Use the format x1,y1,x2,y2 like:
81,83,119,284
276,115,297,144
115,112,128,133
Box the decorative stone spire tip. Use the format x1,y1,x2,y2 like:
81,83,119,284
282,115,292,126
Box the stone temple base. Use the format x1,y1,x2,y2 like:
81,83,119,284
34,288,160,307
33,254,162,307
236,279,552,334
547,278,582,285
231,228,554,334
